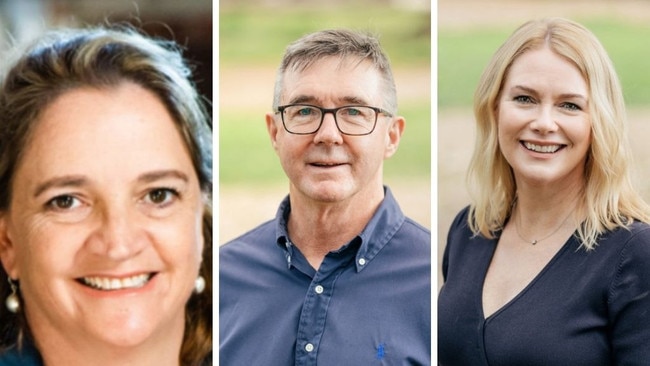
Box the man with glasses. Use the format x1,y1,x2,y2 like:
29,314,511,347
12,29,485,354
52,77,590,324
220,29,430,365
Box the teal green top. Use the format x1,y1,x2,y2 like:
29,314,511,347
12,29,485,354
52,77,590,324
0,342,42,366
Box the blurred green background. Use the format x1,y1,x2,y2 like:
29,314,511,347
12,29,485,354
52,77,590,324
219,1,431,185
439,18,650,108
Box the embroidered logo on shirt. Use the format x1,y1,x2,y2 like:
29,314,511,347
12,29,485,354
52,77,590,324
376,343,385,360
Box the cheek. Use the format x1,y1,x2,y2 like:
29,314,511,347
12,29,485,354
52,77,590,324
160,211,203,254
12,221,81,281
565,119,592,148
275,138,305,168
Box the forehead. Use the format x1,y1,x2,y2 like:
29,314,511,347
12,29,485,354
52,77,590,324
18,83,194,181
504,47,587,94
280,56,383,105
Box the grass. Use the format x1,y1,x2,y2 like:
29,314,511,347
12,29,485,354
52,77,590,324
438,18,650,108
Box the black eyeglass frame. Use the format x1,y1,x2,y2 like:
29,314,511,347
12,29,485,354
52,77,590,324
275,104,393,136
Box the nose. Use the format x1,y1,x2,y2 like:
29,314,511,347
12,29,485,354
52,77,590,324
530,105,558,134
86,203,147,261
313,111,343,144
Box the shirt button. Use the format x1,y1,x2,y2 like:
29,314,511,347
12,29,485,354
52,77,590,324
305,343,315,352
314,285,324,294
358,258,367,266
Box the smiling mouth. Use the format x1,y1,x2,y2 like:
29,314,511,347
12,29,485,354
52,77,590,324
522,141,564,154
79,273,154,291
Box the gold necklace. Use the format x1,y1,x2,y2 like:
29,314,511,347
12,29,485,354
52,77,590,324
513,203,575,245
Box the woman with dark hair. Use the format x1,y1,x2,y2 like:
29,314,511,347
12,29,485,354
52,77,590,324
0,26,212,366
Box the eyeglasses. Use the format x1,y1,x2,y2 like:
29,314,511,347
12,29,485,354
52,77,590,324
275,104,393,136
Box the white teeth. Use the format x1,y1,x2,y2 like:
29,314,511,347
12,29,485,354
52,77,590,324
82,274,151,291
523,142,561,153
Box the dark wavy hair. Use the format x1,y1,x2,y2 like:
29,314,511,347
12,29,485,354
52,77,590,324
0,26,212,365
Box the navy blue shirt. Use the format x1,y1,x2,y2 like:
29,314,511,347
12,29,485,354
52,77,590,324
220,187,431,365
438,207,650,365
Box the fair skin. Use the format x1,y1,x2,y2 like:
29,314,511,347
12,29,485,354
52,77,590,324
266,56,404,270
482,47,591,318
0,82,204,365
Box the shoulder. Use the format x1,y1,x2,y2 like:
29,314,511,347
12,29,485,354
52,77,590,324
441,206,492,277
219,219,285,277
449,206,471,232
602,222,650,363
599,221,650,260
220,219,276,255
603,221,650,305
399,216,431,243
444,206,475,249
608,221,650,269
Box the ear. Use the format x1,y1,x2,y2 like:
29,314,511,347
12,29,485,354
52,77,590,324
266,112,280,152
384,116,405,159
0,214,19,279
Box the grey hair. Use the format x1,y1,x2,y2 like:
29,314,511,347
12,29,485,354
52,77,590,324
272,29,398,115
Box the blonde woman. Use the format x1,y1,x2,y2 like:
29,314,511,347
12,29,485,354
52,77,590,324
439,18,650,365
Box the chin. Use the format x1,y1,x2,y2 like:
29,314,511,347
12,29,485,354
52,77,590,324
87,317,160,348
83,300,186,349
300,182,354,203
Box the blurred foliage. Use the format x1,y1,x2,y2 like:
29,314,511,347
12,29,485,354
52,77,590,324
220,5,431,67
439,17,650,108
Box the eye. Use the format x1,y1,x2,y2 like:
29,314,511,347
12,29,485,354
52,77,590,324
47,195,81,211
297,107,314,116
145,188,179,206
344,107,362,116
560,102,581,111
513,95,534,104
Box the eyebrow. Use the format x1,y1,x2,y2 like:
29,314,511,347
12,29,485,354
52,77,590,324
511,85,588,102
34,175,87,198
33,170,190,198
137,170,190,184
288,95,370,106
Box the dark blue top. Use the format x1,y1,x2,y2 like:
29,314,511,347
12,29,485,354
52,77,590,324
220,187,431,366
0,342,43,366
438,207,650,365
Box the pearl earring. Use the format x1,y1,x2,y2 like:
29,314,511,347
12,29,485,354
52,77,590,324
194,276,206,294
5,278,19,313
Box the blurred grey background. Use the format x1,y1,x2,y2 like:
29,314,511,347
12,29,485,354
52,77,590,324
0,0,212,111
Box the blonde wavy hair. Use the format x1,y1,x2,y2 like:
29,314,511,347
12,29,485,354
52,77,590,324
467,17,650,250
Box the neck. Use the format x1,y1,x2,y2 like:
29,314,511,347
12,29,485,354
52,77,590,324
515,179,584,218
287,184,384,269
512,180,584,245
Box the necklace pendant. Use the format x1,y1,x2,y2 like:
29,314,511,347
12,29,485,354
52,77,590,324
532,240,538,245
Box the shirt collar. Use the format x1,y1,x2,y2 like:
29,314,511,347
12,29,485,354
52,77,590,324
274,186,405,272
